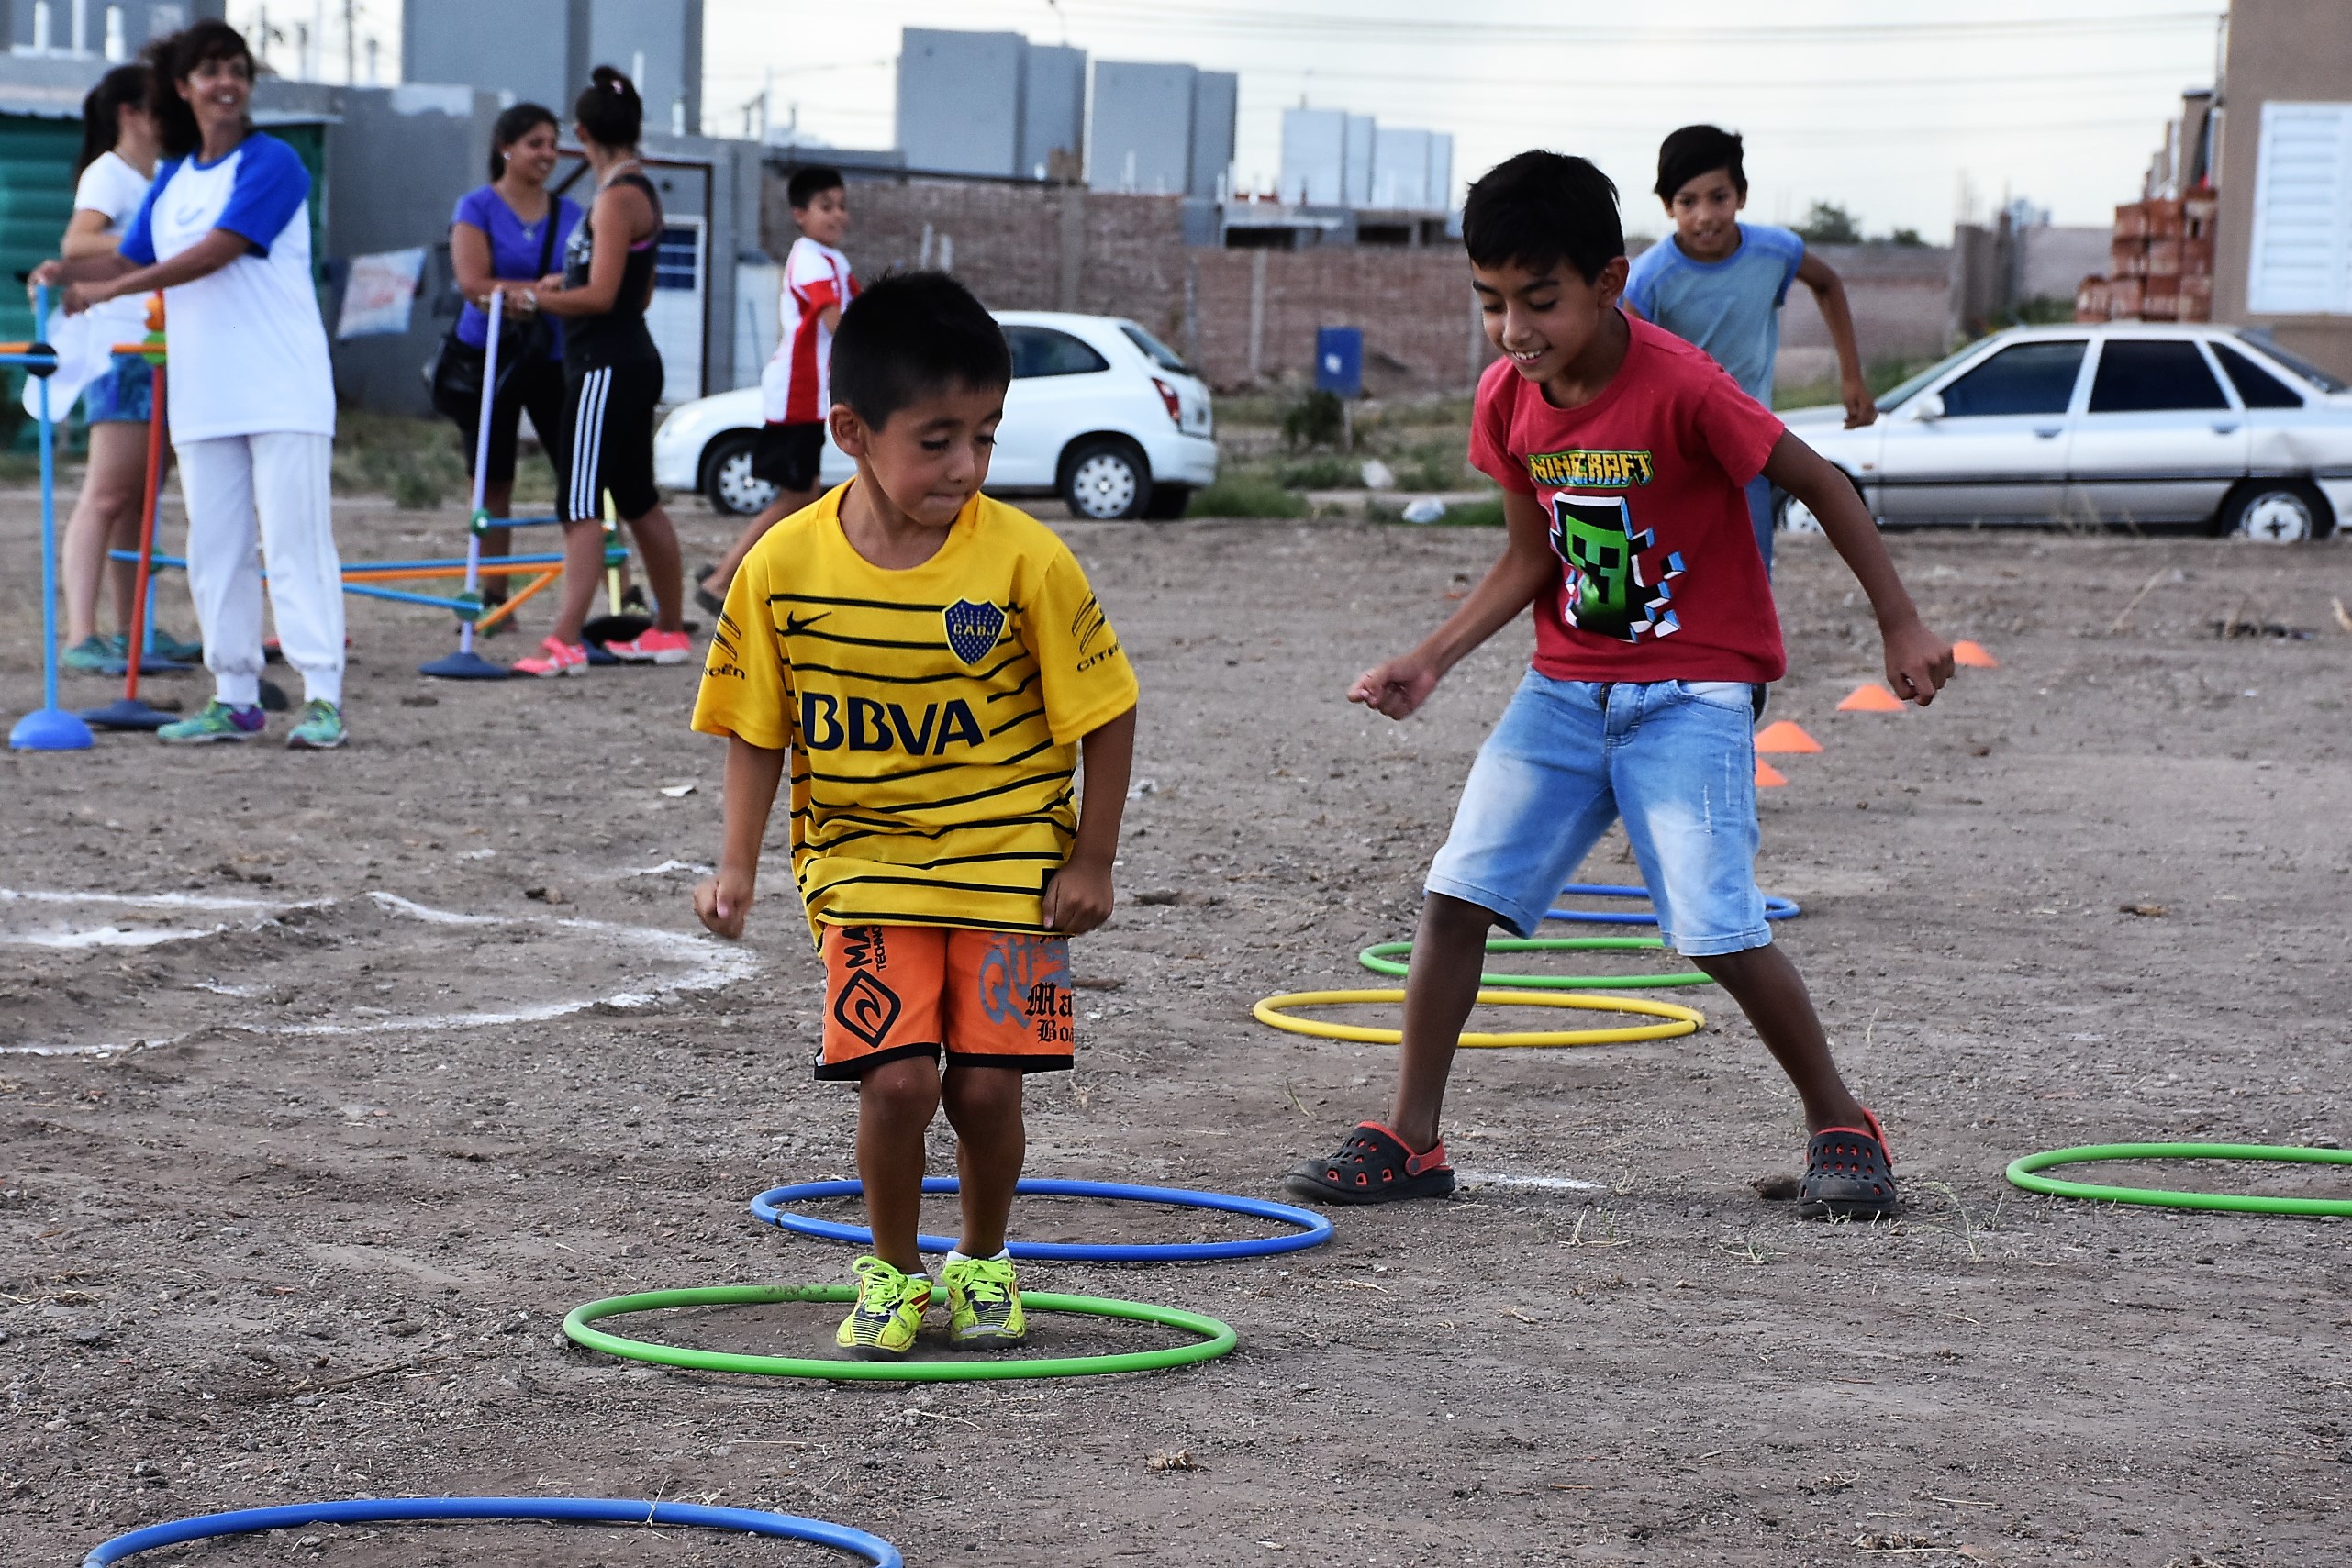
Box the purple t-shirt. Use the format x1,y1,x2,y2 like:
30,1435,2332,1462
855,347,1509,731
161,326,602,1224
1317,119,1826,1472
451,184,583,356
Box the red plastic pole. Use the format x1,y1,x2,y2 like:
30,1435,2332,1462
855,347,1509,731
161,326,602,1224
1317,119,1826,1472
118,359,166,705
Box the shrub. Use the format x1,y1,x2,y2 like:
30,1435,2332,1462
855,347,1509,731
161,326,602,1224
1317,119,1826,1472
1276,453,1360,489
1280,388,1345,451
1186,473,1306,518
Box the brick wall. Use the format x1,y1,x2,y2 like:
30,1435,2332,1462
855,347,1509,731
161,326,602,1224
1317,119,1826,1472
765,172,1965,395
1190,249,1490,393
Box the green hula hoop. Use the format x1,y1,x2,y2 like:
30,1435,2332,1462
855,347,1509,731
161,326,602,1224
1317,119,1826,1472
563,1284,1237,1382
1358,936,1715,991
2004,1142,2352,1217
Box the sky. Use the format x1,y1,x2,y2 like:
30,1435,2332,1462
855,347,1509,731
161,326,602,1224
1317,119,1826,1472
225,0,2230,242
703,0,2228,239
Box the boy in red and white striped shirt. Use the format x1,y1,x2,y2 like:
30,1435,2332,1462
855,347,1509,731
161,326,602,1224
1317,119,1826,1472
697,165,857,607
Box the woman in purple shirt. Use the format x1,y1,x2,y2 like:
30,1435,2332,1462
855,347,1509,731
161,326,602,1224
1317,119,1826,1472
445,103,581,617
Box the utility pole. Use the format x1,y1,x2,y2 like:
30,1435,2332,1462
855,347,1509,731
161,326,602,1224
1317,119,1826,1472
342,0,356,84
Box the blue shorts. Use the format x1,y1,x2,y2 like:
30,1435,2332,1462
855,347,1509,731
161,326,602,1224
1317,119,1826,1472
84,356,154,426
1425,670,1770,956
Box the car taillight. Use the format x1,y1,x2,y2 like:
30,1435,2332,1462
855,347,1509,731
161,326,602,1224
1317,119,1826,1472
1152,376,1182,426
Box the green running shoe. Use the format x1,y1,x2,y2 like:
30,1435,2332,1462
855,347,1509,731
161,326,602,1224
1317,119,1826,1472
285,698,347,751
147,624,203,663
157,700,266,745
834,1256,933,1361
61,634,115,673
942,1251,1027,1348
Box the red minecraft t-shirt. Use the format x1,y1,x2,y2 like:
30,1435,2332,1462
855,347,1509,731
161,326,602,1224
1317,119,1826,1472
1468,314,1789,684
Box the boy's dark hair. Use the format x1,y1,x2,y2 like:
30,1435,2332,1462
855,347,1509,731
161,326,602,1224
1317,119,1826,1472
488,102,559,182
1655,124,1746,201
574,65,641,150
786,164,844,210
145,21,252,160
830,271,1010,428
1462,151,1623,284
78,63,149,175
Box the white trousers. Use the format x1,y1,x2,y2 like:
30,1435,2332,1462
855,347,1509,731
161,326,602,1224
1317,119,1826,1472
175,432,343,708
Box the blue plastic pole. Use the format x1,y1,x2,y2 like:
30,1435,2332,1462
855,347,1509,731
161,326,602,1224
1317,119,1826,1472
8,283,94,751
419,290,511,679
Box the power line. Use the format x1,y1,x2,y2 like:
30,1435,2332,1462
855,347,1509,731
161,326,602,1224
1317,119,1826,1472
1056,0,2223,46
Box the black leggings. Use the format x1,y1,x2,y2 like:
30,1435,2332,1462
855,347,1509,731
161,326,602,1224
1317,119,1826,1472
452,351,570,490
563,357,664,523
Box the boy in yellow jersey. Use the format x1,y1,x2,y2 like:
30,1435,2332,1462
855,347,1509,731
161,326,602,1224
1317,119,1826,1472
690,272,1139,1360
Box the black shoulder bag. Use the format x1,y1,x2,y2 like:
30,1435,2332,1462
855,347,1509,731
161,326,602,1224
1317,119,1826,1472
427,206,561,423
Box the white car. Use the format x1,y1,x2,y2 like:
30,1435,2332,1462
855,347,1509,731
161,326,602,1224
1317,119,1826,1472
653,310,1218,521
1782,323,2352,541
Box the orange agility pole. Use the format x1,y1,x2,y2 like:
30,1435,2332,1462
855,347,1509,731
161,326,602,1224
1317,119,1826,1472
81,303,179,731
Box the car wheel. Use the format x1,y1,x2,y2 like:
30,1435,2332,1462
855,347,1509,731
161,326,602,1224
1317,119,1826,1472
1061,438,1150,521
2220,479,2332,543
703,432,777,518
1141,484,1192,522
1774,493,1826,535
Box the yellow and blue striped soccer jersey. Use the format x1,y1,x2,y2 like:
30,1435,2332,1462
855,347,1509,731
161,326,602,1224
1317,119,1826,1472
692,484,1138,943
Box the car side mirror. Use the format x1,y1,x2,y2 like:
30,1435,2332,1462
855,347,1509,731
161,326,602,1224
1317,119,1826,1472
1912,392,1945,422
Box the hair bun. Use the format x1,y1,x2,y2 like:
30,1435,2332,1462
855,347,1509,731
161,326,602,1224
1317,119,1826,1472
591,65,636,99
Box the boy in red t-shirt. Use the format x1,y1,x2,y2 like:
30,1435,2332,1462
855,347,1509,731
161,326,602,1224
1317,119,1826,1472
1286,151,1954,1220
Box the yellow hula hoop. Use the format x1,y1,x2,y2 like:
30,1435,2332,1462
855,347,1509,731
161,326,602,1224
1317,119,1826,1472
1252,988,1705,1048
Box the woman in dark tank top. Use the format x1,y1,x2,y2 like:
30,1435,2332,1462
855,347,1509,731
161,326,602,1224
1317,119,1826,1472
517,65,690,674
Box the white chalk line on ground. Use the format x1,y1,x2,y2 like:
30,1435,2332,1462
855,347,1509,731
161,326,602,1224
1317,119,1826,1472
1455,1172,1605,1192
0,886,760,1055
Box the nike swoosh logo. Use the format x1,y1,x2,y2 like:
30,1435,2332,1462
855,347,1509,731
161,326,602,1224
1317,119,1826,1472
782,612,830,635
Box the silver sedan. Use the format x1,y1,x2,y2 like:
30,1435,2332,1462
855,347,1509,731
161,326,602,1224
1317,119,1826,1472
1781,323,2352,541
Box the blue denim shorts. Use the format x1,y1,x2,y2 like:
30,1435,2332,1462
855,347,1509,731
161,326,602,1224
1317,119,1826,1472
84,356,155,426
1425,669,1770,955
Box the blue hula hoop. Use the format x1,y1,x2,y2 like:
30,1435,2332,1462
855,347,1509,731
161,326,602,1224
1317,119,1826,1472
748,1176,1333,1263
82,1497,900,1568
1544,882,1801,926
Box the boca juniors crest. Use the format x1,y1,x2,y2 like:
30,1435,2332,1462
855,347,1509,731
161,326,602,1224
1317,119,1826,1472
943,598,1007,664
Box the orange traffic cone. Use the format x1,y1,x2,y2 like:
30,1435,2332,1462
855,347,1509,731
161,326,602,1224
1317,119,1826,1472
1836,683,1904,713
1756,759,1788,787
1754,719,1822,754
1953,639,1999,668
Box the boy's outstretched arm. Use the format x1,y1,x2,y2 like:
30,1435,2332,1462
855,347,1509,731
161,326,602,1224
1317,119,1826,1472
1042,705,1136,936
1349,489,1555,719
1794,250,1876,429
693,735,787,939
1762,433,1954,706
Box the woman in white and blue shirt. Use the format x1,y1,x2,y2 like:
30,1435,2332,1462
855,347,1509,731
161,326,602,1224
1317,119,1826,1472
35,20,346,749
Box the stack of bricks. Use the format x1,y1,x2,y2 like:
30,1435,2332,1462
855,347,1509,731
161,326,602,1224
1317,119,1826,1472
2077,195,2218,322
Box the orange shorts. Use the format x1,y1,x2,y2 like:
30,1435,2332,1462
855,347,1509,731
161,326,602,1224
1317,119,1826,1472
816,924,1075,1082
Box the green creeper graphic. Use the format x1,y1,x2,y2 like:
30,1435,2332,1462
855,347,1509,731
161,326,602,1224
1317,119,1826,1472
1550,495,1641,640
1546,494,1683,643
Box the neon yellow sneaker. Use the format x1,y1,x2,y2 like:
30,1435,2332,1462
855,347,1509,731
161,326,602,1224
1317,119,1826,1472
942,1251,1027,1349
835,1256,932,1361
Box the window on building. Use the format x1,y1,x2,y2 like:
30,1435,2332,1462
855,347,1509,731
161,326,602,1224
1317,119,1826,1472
1004,327,1109,379
2248,101,2352,316
2211,342,2307,407
1936,341,2085,417
2086,339,2230,413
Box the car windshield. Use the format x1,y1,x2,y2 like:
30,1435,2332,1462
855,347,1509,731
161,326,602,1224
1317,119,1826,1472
1875,341,1987,412
2235,331,2348,393
1120,322,1192,375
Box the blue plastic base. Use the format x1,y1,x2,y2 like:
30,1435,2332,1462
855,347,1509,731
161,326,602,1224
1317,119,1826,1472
97,655,195,677
585,644,619,666
78,698,177,731
9,706,95,751
749,1175,1335,1262
418,649,511,680
79,1496,901,1568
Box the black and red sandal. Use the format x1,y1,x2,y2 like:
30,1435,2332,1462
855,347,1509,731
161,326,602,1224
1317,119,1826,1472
1285,1121,1456,1206
1796,1107,1901,1220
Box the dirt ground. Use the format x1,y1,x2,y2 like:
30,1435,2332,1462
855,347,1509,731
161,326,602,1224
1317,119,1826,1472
3,487,2349,1567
